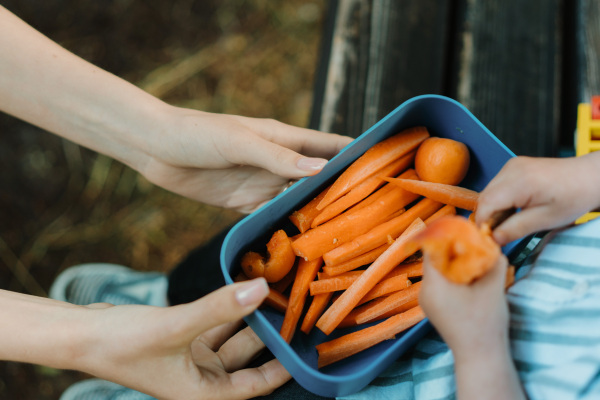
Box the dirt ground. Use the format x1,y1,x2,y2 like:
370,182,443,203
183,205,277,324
0,1,326,398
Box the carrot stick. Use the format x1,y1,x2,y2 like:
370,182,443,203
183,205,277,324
316,306,425,368
309,271,363,296
323,198,441,267
357,273,409,305
392,261,423,278
279,257,323,343
309,269,408,297
354,281,422,325
339,298,419,328
300,292,333,335
270,263,298,293
263,289,289,313
424,204,456,225
343,168,418,217
311,152,415,228
317,127,430,211
322,243,391,276
289,185,332,233
292,171,421,262
384,178,479,211
316,218,425,335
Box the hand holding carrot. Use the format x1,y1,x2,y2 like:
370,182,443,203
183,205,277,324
419,254,526,400
419,253,509,356
476,153,600,245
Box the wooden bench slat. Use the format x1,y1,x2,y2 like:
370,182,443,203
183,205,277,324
450,0,563,157
310,0,452,137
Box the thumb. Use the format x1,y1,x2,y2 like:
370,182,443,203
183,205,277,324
177,278,269,339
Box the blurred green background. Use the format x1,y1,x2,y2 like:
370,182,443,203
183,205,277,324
0,1,326,398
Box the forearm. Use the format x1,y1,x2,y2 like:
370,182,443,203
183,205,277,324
0,6,168,171
453,339,526,400
0,289,92,371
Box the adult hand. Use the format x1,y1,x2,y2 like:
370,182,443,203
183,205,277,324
0,6,352,214
141,107,352,213
80,278,290,400
475,154,600,245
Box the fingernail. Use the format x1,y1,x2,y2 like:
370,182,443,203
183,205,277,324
235,278,269,307
297,157,327,172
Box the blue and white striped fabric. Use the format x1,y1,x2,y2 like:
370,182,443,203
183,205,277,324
340,217,600,400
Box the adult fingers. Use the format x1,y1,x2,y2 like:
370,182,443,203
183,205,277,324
175,278,269,341
225,132,333,179
217,326,265,372
225,117,352,179
197,320,244,351
260,120,353,159
225,359,292,400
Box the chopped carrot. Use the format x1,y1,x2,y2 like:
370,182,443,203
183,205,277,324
263,289,289,313
292,171,420,262
339,298,420,328
270,263,298,293
309,271,363,296
322,243,391,276
311,152,415,228
323,199,441,267
300,292,334,335
384,177,479,211
280,257,323,343
316,219,425,335
289,185,332,233
316,306,425,368
505,265,516,288
241,230,297,283
317,127,430,210
411,215,500,284
415,137,470,185
354,282,422,324
424,204,456,225
357,273,409,306
392,261,423,278
480,207,517,234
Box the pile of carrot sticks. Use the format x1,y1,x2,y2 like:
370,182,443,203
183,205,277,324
238,127,483,368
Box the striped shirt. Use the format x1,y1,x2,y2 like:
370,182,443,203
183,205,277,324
340,218,600,400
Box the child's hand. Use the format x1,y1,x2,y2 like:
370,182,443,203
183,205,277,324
420,254,526,400
476,154,600,245
419,253,509,358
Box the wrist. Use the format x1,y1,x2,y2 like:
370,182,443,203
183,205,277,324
0,291,95,371
451,329,510,365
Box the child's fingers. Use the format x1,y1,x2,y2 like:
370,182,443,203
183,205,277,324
492,206,560,245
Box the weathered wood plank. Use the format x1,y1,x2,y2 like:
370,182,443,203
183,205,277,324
576,0,600,102
310,0,452,136
450,0,563,157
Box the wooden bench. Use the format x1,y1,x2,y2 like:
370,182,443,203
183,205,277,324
310,0,600,158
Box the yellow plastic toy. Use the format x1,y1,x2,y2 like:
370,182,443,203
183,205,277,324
575,96,600,223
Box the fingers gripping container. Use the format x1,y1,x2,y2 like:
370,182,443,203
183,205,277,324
220,95,526,397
